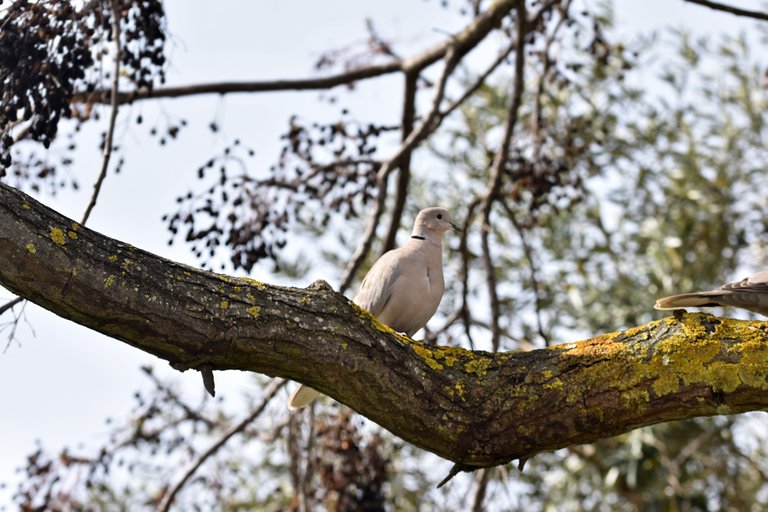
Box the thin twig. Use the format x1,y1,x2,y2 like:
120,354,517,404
0,1,30,32
238,158,379,194
531,0,572,160
479,228,501,351
0,296,23,317
287,413,303,503
441,40,518,350
80,0,122,225
1,293,25,354
2,297,28,353
155,378,288,512
426,306,465,341
365,18,402,61
430,305,531,349
502,199,550,346
339,47,462,293
440,37,519,120
459,198,481,350
683,0,768,21
139,366,218,430
299,404,316,512
471,468,491,512
479,0,527,352
725,429,768,483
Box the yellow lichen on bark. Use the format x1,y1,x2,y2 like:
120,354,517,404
558,334,633,405
630,314,768,398
50,227,66,245
411,344,444,370
235,276,268,290
464,357,492,376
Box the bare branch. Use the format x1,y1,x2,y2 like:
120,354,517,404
531,0,572,159
683,0,768,21
0,296,23,317
74,0,522,107
440,37,518,120
459,198,482,350
156,378,287,512
72,62,403,105
301,409,317,512
382,2,540,252
502,200,550,346
479,0,528,351
479,226,502,351
382,72,418,254
471,468,491,512
339,47,462,293
2,296,28,353
365,18,402,61
80,0,122,225
69,0,525,290
441,0,570,122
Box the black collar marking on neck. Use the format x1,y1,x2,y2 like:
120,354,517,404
411,235,426,240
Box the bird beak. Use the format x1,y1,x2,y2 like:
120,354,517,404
451,222,463,232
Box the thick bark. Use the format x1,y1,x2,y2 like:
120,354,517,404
1,181,768,468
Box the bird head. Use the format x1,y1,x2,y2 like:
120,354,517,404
412,207,462,239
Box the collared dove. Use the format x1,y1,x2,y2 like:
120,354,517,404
654,269,768,316
288,206,461,409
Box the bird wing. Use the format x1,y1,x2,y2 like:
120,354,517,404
353,249,402,317
722,270,768,292
655,270,768,316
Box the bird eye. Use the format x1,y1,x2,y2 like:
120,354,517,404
437,214,443,219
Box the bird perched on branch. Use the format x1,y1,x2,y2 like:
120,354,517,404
288,206,462,409
654,269,768,316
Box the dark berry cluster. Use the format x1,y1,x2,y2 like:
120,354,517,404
0,0,167,175
164,112,389,272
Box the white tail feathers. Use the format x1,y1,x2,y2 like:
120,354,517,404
653,292,722,311
288,384,321,410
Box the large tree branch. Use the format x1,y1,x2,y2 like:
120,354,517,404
2,181,768,468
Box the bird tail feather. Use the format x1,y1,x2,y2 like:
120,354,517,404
654,292,723,310
288,384,320,410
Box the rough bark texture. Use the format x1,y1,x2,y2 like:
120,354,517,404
1,181,768,468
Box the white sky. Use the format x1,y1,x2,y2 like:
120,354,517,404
0,0,765,507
